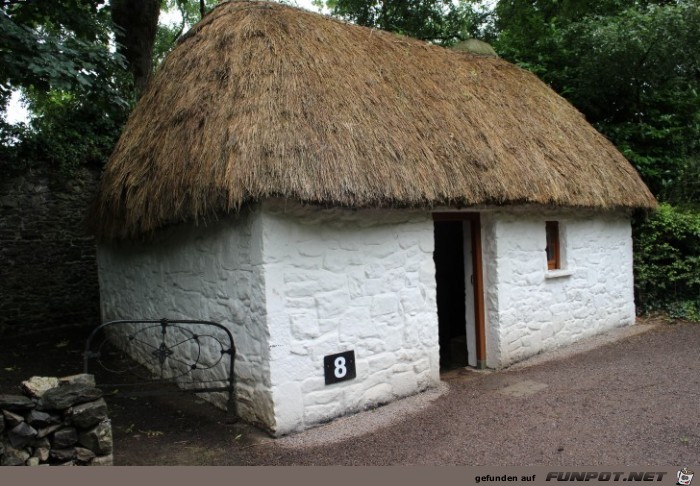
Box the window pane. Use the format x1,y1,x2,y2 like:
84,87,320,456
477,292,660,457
546,221,559,270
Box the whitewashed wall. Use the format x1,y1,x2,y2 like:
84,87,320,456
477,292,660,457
96,201,636,435
260,201,440,436
95,208,276,428
482,210,635,367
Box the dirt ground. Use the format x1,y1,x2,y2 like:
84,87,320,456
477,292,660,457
1,316,698,465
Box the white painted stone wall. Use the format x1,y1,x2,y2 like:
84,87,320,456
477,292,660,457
480,213,502,368
260,200,440,436
96,200,637,435
95,208,276,428
482,210,635,367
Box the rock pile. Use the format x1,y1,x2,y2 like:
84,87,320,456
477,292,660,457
0,374,112,466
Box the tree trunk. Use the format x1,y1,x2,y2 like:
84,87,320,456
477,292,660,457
111,0,161,97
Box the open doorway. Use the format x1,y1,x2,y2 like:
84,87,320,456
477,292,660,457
433,213,485,370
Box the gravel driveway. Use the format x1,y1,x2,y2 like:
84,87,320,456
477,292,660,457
237,320,699,465
2,318,697,465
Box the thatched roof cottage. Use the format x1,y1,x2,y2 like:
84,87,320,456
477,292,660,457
90,1,656,435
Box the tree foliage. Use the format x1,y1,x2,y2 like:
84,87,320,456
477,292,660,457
557,3,699,203
0,0,133,175
0,0,122,101
153,0,219,67
0,0,213,176
319,0,491,45
494,0,700,204
634,204,700,320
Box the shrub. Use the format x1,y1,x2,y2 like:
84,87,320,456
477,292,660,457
633,203,700,321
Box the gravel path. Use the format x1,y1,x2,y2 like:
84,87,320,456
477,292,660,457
235,320,699,465
6,318,695,465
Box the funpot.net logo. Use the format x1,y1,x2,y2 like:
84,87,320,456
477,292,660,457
545,472,668,482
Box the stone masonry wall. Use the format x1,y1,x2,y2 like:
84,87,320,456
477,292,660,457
94,200,637,435
484,210,635,367
95,208,274,429
261,201,440,436
0,167,101,335
0,374,112,466
480,213,502,369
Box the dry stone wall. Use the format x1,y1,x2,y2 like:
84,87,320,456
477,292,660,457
0,167,101,335
0,374,112,466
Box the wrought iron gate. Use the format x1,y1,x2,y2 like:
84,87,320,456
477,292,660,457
84,319,237,420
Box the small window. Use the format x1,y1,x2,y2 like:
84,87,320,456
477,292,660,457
545,221,560,270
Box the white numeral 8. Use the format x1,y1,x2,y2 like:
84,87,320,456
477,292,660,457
334,356,347,378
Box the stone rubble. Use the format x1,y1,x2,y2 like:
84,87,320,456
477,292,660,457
25,410,54,428
21,377,59,398
0,374,112,466
0,394,36,411
70,398,108,428
2,410,24,428
37,383,103,410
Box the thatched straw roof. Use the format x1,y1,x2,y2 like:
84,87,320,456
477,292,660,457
90,0,656,240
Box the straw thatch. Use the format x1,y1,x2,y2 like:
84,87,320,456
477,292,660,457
90,0,656,240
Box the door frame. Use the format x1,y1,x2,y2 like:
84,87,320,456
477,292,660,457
432,212,486,368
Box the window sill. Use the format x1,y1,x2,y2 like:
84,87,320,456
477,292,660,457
545,269,575,279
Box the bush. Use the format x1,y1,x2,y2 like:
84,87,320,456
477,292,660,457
634,203,700,321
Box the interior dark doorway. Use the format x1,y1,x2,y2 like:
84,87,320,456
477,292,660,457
434,221,467,370
433,213,486,370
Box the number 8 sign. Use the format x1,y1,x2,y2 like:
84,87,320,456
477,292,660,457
324,350,356,385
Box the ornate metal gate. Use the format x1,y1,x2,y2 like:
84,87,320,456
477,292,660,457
84,319,237,420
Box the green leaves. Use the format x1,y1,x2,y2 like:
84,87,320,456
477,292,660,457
153,0,219,67
320,0,491,46
0,1,124,97
634,204,700,320
0,0,132,176
495,1,700,205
